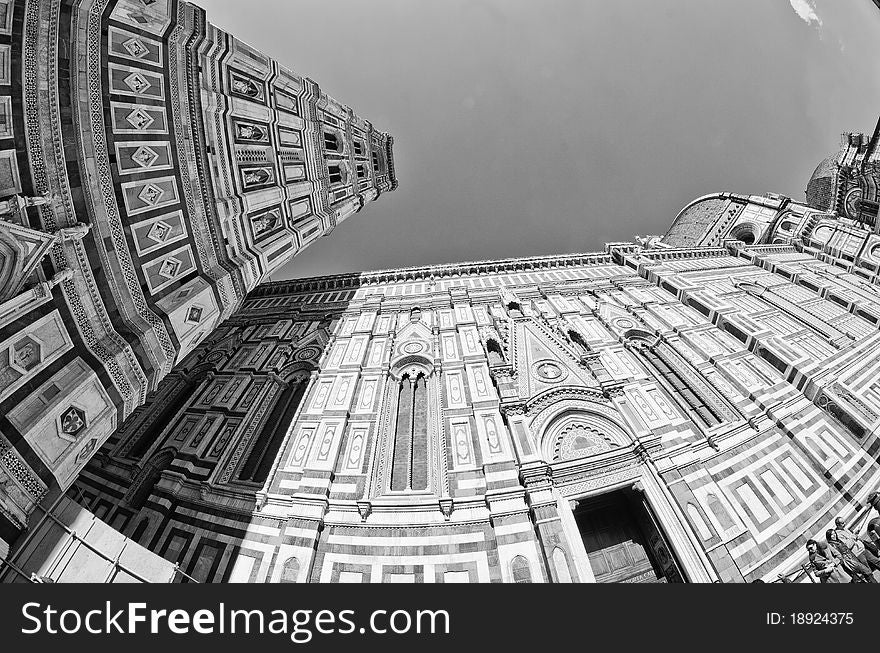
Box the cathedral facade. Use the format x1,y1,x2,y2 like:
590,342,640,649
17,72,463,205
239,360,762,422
52,120,880,583
0,0,397,557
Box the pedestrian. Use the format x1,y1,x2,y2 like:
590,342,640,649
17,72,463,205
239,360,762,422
868,520,880,548
867,514,880,542
806,539,849,583
860,518,880,558
868,491,880,515
825,529,876,582
834,517,880,573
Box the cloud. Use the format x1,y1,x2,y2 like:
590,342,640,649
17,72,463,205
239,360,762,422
788,0,823,28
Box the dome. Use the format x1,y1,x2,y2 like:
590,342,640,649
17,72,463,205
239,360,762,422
805,153,839,211
662,194,733,247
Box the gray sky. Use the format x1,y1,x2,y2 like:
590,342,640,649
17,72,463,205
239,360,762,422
197,0,880,280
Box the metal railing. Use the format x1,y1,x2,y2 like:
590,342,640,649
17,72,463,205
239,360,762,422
1,495,196,583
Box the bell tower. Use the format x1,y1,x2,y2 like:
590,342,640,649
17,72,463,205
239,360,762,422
0,0,397,553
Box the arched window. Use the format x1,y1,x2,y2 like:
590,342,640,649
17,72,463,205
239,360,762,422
646,346,719,426
510,555,532,583
627,337,735,428
552,547,572,583
239,374,309,483
328,164,344,185
280,557,300,583
127,448,175,509
391,373,429,491
323,131,341,152
486,339,506,366
567,329,589,356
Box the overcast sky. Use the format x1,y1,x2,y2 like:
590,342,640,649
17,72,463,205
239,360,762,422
198,0,880,280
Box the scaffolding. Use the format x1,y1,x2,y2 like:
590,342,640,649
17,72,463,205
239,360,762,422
0,494,189,583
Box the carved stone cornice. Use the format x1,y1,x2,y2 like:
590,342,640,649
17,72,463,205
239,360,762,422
249,251,616,297
519,462,553,490
500,402,527,417
638,247,729,262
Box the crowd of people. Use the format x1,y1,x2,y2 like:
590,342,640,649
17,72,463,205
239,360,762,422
803,491,880,583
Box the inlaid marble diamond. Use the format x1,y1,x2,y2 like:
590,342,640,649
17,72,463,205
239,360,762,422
146,220,172,243
131,145,159,168
185,305,204,324
125,107,155,130
124,72,152,94
138,183,164,206
157,256,182,279
122,37,149,59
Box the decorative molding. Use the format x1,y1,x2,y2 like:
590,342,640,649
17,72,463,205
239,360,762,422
251,252,617,297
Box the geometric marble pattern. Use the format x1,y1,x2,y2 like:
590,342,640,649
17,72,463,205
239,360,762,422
122,37,149,59
146,220,172,244
125,107,155,130
123,71,152,94
157,256,182,279
0,0,399,564
131,145,160,168
185,304,204,324
138,183,164,206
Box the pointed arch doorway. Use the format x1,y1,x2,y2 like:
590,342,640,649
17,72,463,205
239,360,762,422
571,488,685,583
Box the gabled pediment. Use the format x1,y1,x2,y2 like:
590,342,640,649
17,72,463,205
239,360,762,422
294,327,329,349
596,298,643,338
511,318,599,399
394,316,432,342
0,220,57,302
390,315,435,363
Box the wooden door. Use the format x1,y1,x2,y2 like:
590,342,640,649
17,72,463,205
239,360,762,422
575,493,665,583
